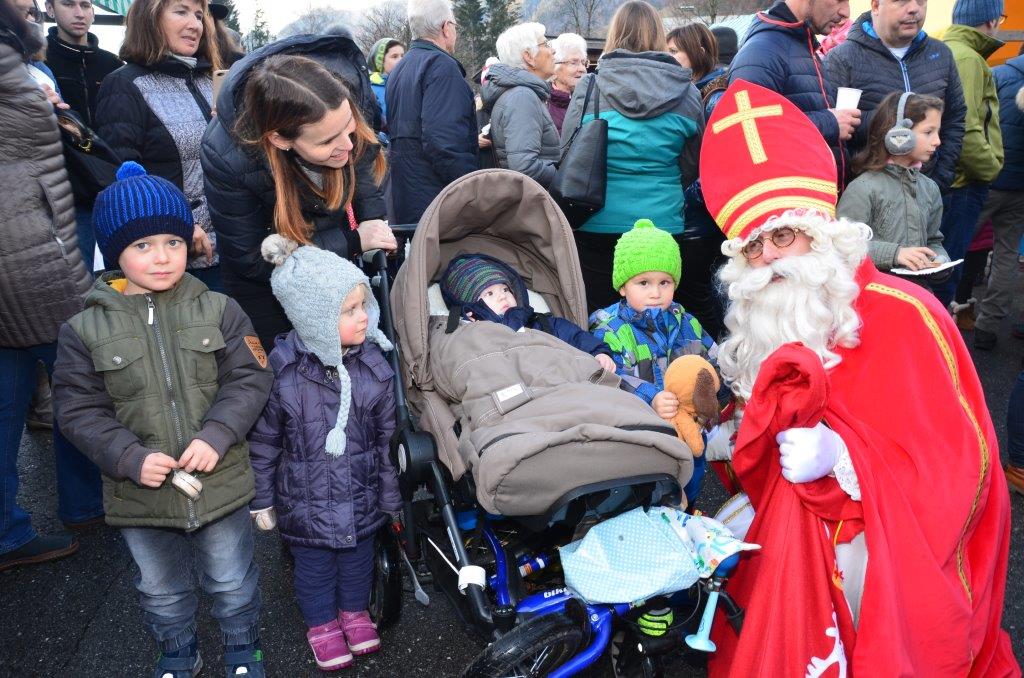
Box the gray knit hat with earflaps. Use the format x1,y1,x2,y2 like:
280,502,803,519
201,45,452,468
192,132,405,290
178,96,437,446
262,235,393,457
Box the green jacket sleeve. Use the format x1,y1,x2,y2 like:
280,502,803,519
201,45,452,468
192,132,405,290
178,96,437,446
957,55,1004,184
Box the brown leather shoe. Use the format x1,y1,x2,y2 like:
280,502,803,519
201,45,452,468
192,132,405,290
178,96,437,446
1005,464,1024,496
0,533,79,572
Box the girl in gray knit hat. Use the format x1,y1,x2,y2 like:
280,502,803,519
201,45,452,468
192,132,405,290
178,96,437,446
248,235,402,670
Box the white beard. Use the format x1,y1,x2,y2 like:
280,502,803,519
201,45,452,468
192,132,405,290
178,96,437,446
717,247,862,400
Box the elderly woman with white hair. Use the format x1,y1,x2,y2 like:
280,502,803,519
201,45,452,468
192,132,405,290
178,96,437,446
548,33,588,133
482,22,559,188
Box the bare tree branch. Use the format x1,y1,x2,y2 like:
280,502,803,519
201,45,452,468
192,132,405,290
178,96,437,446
355,1,411,52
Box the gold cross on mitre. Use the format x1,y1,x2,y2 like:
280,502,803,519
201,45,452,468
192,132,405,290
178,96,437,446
711,90,783,165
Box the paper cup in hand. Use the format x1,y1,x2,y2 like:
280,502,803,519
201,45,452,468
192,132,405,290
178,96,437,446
835,87,862,110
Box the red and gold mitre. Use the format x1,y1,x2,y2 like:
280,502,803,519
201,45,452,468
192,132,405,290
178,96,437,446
700,80,838,243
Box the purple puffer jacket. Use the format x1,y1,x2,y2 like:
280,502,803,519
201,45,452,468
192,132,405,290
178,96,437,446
249,330,402,549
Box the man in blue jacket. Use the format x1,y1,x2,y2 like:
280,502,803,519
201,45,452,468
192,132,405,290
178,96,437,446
730,0,861,186
972,52,1024,350
386,0,478,225
823,0,966,193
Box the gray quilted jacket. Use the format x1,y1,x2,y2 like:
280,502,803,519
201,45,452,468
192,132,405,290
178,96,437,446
0,40,91,348
482,64,560,188
837,163,948,270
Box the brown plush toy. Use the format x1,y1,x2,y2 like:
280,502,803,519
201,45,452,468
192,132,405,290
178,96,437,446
663,355,720,456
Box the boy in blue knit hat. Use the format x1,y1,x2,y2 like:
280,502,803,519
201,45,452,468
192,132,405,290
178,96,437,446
589,219,728,504
53,162,274,678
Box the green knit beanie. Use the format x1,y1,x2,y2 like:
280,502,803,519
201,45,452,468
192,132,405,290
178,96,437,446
612,219,682,290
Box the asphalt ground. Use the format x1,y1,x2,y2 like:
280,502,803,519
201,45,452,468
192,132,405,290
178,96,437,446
1,305,1022,677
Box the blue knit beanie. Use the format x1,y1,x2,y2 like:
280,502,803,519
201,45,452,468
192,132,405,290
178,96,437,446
262,235,392,457
93,161,194,267
952,0,1003,26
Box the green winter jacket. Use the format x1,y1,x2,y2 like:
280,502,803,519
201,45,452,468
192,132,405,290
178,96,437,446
837,163,948,270
54,273,273,529
943,25,1005,187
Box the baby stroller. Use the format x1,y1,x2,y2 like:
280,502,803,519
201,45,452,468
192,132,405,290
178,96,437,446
372,170,745,677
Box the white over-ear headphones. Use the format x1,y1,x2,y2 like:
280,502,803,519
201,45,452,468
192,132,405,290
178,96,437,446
884,91,917,156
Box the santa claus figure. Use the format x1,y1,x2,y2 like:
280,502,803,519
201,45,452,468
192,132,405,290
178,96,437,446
702,81,1019,677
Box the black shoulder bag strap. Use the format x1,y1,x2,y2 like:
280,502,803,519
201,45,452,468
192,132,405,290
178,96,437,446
557,75,599,167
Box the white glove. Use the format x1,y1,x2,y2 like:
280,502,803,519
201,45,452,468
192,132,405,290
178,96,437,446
776,422,845,484
250,507,277,531
705,419,737,462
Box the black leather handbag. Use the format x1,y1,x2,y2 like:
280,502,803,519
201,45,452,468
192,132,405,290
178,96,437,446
550,75,607,229
55,108,122,205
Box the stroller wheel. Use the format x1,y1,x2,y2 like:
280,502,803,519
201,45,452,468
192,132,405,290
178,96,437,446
369,527,402,631
608,630,665,678
461,612,583,678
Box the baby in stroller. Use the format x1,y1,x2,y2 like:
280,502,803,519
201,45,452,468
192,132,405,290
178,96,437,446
439,253,616,373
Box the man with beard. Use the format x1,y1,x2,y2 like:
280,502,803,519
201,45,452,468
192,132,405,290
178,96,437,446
701,80,1017,677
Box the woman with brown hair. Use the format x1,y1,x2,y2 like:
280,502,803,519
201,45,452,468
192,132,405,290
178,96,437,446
667,23,728,117
95,0,223,289
203,53,394,348
561,0,705,313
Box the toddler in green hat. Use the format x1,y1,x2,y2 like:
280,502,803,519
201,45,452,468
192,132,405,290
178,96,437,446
589,219,727,504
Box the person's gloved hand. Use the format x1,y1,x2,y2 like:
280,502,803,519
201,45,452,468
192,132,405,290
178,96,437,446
251,507,277,531
705,419,737,462
776,422,845,483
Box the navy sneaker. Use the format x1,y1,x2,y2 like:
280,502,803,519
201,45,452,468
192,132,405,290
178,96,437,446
224,640,265,677
154,641,202,678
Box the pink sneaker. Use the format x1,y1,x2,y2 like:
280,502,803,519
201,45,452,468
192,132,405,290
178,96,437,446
306,619,353,670
339,610,381,655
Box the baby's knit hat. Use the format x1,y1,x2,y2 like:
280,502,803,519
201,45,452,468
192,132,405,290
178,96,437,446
262,235,392,457
952,0,1003,26
440,254,517,307
92,161,194,266
611,219,682,290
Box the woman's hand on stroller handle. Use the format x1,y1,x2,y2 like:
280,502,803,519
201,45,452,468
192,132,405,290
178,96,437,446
357,219,398,253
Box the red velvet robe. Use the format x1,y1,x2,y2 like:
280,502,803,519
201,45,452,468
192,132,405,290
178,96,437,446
709,260,1019,677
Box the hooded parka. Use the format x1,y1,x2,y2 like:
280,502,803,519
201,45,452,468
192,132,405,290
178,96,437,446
560,50,703,235
482,63,561,188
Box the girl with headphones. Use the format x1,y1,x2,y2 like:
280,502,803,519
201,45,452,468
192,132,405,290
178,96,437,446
838,91,950,278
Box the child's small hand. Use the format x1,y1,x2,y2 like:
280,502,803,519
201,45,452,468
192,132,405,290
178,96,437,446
140,452,178,488
652,390,679,421
596,353,616,372
896,246,938,271
250,507,277,531
178,439,219,473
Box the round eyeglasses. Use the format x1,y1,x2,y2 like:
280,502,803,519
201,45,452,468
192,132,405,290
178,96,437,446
741,227,798,260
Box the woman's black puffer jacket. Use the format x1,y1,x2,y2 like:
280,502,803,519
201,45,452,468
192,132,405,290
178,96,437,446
201,33,385,348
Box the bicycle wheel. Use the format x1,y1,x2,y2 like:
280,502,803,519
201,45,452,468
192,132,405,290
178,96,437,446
461,612,584,678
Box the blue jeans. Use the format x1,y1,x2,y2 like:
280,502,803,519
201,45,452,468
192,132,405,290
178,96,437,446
291,537,375,627
120,506,261,651
933,184,990,306
0,343,103,554
75,207,95,275
1007,371,1024,468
